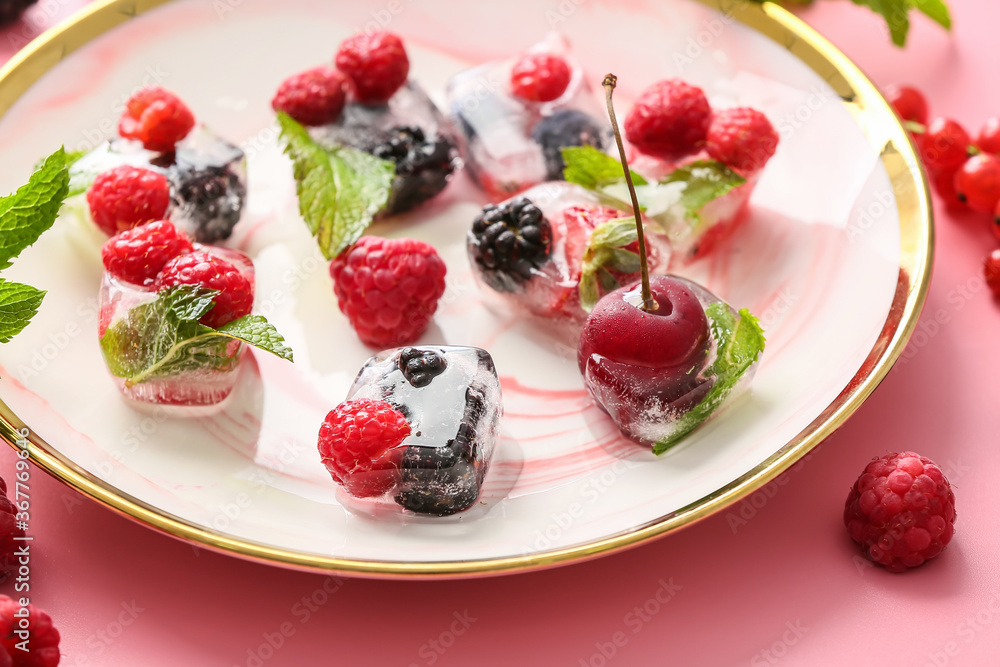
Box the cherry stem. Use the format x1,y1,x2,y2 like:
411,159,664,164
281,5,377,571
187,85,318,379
603,73,656,313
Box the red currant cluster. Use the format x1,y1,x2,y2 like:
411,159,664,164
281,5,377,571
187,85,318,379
886,85,1000,297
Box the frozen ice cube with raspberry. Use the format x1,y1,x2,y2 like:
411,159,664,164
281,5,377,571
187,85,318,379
466,181,670,346
318,345,502,516
446,32,611,198
70,86,247,244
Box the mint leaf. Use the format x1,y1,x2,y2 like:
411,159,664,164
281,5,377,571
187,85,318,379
659,160,745,227
578,218,640,312
849,0,910,46
910,0,951,29
0,147,70,271
277,112,395,259
0,280,46,344
562,145,647,189
100,285,294,386
652,305,765,455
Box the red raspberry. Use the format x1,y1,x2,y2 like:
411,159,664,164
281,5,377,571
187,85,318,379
985,249,1000,296
0,477,25,584
921,118,971,172
510,53,572,103
335,32,409,104
0,595,60,667
101,220,193,286
86,165,171,236
318,399,410,498
119,86,195,152
705,107,780,174
329,236,447,348
954,154,1000,213
884,84,928,125
624,79,711,161
976,117,1000,155
844,452,956,573
155,250,254,328
272,66,347,126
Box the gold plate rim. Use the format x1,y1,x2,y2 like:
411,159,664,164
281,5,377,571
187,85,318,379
0,0,933,579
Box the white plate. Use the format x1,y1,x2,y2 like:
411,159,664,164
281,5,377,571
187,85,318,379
0,0,931,577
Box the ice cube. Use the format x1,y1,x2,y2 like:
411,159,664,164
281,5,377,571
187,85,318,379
344,345,502,516
98,246,254,408
467,182,671,347
446,32,611,198
309,81,460,217
69,126,248,243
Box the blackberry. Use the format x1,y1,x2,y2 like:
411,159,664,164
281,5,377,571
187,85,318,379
531,109,608,181
170,165,246,243
0,0,36,24
398,347,447,388
370,125,457,216
468,197,552,293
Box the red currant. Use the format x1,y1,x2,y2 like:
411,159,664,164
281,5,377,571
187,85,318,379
985,249,1000,296
954,154,1000,213
993,198,1000,241
930,168,963,209
976,117,1000,155
921,118,971,172
885,84,928,125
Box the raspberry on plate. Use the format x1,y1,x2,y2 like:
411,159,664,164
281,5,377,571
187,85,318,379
86,165,171,236
101,220,193,286
155,250,254,328
329,235,447,348
272,66,347,126
624,79,711,161
318,399,411,498
706,107,779,174
510,53,572,103
844,451,956,572
0,595,61,667
335,31,409,104
0,477,25,584
119,85,195,153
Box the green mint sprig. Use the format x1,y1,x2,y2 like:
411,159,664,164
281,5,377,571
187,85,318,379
100,285,294,387
578,218,641,312
0,148,71,344
277,112,395,260
659,160,745,229
652,305,766,455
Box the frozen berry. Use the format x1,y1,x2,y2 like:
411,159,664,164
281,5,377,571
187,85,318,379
531,109,608,180
171,165,246,243
86,165,171,236
844,451,956,572
318,399,410,498
985,249,1000,296
921,118,971,172
101,220,193,286
0,595,60,667
0,477,25,584
155,251,254,328
272,66,347,126
624,79,711,161
510,53,572,103
885,84,928,125
0,0,36,24
335,31,409,104
368,125,457,215
976,117,1000,155
705,107,779,174
329,236,447,348
398,347,447,387
119,86,195,152
955,154,1000,212
468,197,553,293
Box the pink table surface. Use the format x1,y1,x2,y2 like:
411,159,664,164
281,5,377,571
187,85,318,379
3,0,1000,665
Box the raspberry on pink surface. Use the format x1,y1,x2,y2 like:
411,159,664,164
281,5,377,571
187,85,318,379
329,236,447,348
154,250,254,328
510,53,572,103
623,79,711,161
705,107,779,174
0,595,60,667
86,165,171,236
101,220,193,286
318,399,411,498
335,31,409,104
272,66,347,126
844,451,956,572
118,85,195,153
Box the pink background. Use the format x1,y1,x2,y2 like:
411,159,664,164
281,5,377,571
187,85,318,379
3,0,1000,665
